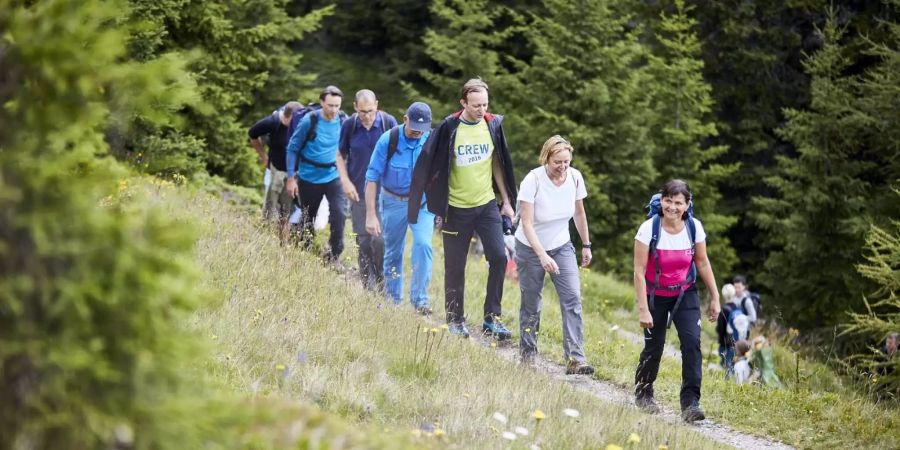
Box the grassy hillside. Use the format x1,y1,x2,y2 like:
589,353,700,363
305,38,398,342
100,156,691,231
151,177,898,449
171,181,726,449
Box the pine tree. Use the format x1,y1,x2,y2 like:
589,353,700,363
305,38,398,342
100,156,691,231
510,0,656,271
0,0,215,446
407,0,525,115
117,0,332,185
753,6,900,328
841,216,900,398
645,0,738,274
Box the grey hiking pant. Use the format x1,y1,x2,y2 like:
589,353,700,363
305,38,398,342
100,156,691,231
516,240,587,363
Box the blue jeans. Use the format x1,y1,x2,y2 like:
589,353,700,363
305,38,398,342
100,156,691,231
381,191,434,308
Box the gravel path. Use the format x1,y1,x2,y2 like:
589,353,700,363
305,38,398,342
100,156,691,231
467,328,794,450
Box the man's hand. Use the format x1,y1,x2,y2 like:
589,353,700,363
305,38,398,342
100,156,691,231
260,155,269,168
581,248,592,268
500,202,514,219
342,179,359,203
286,177,298,198
366,214,381,237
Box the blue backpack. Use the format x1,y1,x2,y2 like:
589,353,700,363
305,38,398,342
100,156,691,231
645,193,697,328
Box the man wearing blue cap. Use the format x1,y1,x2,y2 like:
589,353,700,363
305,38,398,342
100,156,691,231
364,102,435,314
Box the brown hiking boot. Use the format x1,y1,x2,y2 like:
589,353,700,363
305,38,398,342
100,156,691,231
565,360,595,375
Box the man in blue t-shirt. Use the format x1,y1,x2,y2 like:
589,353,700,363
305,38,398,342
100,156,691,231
285,86,350,262
364,102,434,314
339,90,398,290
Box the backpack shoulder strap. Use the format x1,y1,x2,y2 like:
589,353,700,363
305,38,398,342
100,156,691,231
379,112,389,134
304,110,319,147
385,126,400,169
649,214,662,255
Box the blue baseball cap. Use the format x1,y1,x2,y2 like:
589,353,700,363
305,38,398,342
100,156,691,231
406,102,432,133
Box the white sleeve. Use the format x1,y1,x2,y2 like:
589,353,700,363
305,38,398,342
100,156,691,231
634,218,653,245
573,169,587,200
692,218,707,243
517,170,538,204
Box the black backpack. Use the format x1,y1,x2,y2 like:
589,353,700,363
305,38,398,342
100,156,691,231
743,292,762,318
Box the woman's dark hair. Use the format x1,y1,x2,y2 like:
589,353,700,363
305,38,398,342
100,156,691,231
660,179,692,202
659,179,692,220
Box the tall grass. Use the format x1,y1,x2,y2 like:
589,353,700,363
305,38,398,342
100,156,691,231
178,186,726,450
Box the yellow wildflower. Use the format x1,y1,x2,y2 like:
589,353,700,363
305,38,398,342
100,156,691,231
628,433,641,444
532,409,546,421
606,445,623,450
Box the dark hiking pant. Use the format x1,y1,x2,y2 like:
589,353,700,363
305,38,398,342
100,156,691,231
297,178,345,259
441,200,506,324
634,288,703,410
350,197,383,291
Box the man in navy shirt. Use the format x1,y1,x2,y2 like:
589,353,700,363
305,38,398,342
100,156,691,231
339,90,398,290
286,86,350,262
249,101,302,227
364,102,434,314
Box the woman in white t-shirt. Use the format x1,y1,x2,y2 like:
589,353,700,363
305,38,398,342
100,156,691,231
632,179,721,423
515,135,594,375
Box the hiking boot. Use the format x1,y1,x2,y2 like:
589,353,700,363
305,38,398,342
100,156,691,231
416,305,433,316
635,396,661,414
482,318,512,340
681,403,706,423
448,322,470,338
520,353,537,368
565,360,595,375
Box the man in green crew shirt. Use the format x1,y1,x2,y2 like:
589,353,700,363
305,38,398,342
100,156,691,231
408,78,518,339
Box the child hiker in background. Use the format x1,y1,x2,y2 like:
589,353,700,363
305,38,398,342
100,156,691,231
751,336,784,388
733,340,752,385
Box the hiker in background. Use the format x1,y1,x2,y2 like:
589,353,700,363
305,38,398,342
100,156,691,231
884,332,899,358
286,86,350,264
732,275,760,325
515,135,594,375
733,340,752,385
408,78,518,339
878,331,898,377
248,101,302,238
633,179,721,423
717,283,737,376
339,89,398,291
364,102,435,314
750,336,783,388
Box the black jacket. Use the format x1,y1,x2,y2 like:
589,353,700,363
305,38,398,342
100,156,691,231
408,111,517,223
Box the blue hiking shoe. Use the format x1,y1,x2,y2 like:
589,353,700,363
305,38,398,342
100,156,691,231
448,321,470,338
483,318,512,340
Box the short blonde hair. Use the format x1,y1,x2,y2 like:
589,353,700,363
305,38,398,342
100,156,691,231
722,283,735,303
460,78,489,101
539,135,574,165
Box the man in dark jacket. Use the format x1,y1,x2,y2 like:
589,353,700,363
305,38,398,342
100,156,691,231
407,78,517,339
249,101,302,228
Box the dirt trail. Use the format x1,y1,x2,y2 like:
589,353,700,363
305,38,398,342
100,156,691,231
466,329,793,450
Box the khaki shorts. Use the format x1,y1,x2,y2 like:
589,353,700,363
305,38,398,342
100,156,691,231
263,165,292,221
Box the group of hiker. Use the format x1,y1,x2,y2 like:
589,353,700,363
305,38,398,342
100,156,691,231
248,78,733,423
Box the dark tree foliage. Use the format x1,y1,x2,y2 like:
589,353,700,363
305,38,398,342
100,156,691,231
117,0,332,185
754,5,900,328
